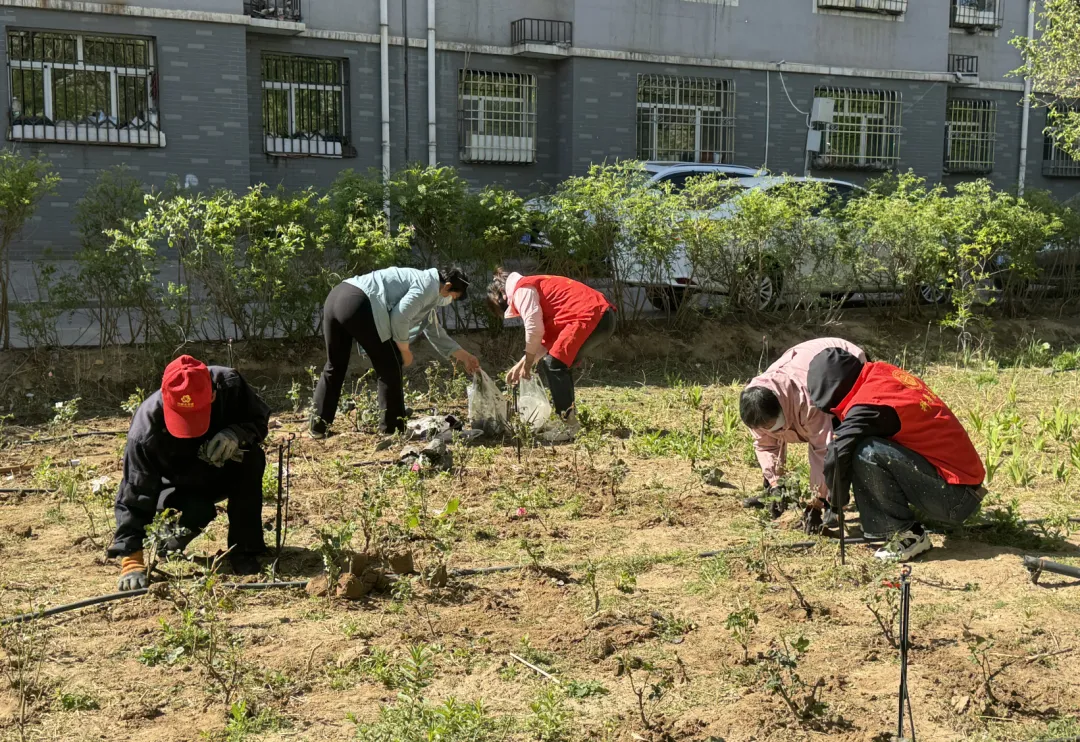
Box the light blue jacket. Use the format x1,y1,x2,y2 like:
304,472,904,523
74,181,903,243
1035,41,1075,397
344,267,461,358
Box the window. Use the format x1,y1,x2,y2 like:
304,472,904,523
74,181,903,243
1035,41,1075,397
636,75,735,164
6,29,164,147
944,99,996,174
261,54,348,157
951,0,1003,29
817,0,907,15
1043,105,1080,178
813,87,901,170
458,70,536,164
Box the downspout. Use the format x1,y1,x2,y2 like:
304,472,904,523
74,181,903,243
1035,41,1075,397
427,0,437,165
380,0,391,188
1018,0,1035,196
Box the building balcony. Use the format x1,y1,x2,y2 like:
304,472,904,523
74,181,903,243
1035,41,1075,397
817,0,907,14
511,19,572,58
951,0,1003,30
948,54,979,84
244,0,302,24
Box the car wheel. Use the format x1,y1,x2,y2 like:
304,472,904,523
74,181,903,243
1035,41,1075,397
754,268,784,311
918,283,949,305
645,287,687,313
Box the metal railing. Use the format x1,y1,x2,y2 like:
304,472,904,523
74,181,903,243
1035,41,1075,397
1043,135,1080,178
510,19,572,46
948,54,979,75
244,0,302,23
951,0,1003,29
6,29,165,148
817,0,907,14
261,54,348,157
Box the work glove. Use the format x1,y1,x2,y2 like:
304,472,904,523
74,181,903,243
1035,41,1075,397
118,550,148,592
205,427,241,467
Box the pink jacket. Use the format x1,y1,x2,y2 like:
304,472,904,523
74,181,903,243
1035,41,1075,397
747,338,866,496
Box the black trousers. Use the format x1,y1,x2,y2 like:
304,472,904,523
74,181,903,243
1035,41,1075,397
313,281,406,435
539,308,617,415
159,446,266,554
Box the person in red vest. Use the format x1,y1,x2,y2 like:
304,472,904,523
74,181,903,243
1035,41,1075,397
487,269,616,429
807,348,986,562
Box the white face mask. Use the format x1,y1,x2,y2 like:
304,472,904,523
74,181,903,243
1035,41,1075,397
768,411,786,432
437,294,454,307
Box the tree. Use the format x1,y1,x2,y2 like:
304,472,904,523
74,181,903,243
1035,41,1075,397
0,150,60,349
1012,0,1080,158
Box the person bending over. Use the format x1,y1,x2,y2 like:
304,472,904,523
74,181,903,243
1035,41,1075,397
807,348,986,562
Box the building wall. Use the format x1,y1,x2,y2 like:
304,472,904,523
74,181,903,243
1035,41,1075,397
0,7,251,261
2,0,1079,265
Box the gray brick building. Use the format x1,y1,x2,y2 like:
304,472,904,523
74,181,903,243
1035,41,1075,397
3,0,1080,264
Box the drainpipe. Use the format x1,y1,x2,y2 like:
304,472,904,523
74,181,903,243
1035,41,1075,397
427,0,436,165
1017,0,1035,196
380,0,391,186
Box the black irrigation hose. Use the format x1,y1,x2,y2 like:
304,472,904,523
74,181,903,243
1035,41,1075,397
15,430,126,446
0,581,308,626
1022,556,1080,584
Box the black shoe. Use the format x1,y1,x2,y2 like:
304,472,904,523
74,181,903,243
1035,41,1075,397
229,551,263,576
742,494,788,520
308,414,328,440
742,495,766,510
821,507,839,529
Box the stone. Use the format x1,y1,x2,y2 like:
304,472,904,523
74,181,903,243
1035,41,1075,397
387,550,415,575
305,573,330,597
336,572,370,600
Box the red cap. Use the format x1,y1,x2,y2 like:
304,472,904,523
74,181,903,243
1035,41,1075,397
161,355,212,438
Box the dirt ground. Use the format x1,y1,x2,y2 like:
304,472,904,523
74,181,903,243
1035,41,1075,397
1,313,1079,742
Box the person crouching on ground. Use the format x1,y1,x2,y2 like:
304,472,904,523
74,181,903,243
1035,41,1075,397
487,269,616,433
110,355,272,591
807,348,986,562
310,266,481,438
739,338,866,521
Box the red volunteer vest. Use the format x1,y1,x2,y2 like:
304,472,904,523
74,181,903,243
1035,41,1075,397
834,362,985,486
515,275,613,366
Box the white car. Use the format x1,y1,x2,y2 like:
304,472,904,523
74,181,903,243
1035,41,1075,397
621,175,864,311
643,161,765,191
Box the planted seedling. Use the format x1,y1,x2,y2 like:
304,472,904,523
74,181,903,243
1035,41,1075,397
724,602,759,664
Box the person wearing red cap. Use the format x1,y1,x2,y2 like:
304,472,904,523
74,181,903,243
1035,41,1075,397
108,355,272,590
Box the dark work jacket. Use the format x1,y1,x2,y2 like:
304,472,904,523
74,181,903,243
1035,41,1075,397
107,367,270,557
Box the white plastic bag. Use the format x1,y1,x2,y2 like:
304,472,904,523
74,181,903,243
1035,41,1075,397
517,376,553,432
468,370,508,435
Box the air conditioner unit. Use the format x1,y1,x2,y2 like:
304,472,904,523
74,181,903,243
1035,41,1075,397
811,98,835,125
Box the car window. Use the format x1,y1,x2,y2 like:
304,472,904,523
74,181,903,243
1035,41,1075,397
655,172,692,192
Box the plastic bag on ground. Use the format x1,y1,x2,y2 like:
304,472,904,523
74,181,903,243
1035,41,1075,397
468,370,508,435
517,376,552,432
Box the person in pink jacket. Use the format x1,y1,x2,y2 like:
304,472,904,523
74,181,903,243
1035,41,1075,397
739,337,867,519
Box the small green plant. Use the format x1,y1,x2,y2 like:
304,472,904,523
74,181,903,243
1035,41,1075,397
55,689,99,712
50,397,80,430
220,699,284,742
653,612,695,643
724,603,759,664
968,635,1004,705
527,686,570,742
1,603,50,741
615,571,637,594
121,388,147,417
1005,455,1036,488
618,654,674,731
286,379,303,413
761,635,827,724
312,520,356,588
865,579,901,649
564,679,609,699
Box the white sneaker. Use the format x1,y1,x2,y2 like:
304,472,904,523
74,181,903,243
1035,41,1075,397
873,530,932,562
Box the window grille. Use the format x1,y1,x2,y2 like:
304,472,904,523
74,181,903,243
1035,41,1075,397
458,70,536,164
944,99,996,174
261,54,348,157
1043,104,1080,178
636,75,735,164
951,0,1003,29
817,0,907,15
813,87,901,170
244,0,302,23
6,29,164,147
948,54,979,76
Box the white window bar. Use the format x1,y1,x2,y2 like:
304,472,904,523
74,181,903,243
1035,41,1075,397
636,74,735,164
261,54,347,158
944,99,996,174
813,87,901,170
817,0,907,15
6,29,164,147
1043,104,1080,178
458,70,537,164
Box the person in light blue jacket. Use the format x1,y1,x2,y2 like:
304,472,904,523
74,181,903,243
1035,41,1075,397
310,266,480,437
